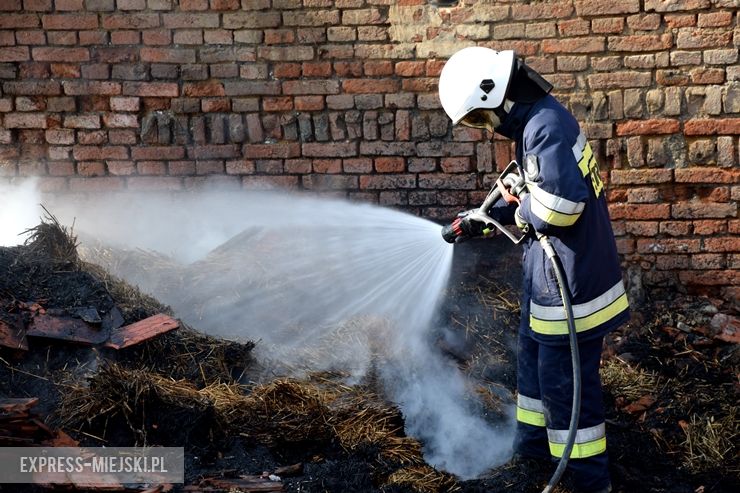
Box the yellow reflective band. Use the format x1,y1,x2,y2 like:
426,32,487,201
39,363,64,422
530,196,582,227
549,437,606,459
517,406,546,427
530,292,629,335
577,142,593,178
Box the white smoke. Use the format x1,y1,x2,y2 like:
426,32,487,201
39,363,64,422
1,179,514,478
0,178,43,246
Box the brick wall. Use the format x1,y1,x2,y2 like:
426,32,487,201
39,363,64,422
0,0,738,297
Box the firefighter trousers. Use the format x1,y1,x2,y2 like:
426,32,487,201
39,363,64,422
513,319,611,492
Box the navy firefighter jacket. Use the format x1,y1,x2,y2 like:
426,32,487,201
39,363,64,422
489,95,629,346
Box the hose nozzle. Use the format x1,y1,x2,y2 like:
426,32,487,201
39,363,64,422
441,218,463,243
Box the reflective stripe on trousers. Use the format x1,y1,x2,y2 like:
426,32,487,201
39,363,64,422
516,393,546,427
547,423,607,459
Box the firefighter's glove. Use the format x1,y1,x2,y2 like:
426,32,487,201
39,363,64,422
451,209,494,243
514,206,530,233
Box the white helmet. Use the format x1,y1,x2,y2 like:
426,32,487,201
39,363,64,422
438,47,553,127
438,47,516,125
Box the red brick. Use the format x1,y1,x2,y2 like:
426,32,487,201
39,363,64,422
264,29,294,44
343,158,372,173
342,79,400,94
47,162,75,176
77,130,106,145
302,61,332,77
201,98,230,112
243,143,300,159
180,0,208,9
675,168,739,184
15,30,45,45
109,130,137,144
273,63,301,78
542,37,605,54
588,71,653,89
645,0,711,12
210,0,239,10
188,144,239,159
163,13,220,28
62,81,121,96
73,145,128,160
183,80,225,97
50,63,80,78
312,159,341,174
694,220,728,235
677,29,732,49
574,0,638,15
637,238,701,254
684,119,740,136
691,254,726,270
136,161,167,175
359,174,416,190
512,0,573,19
591,17,625,34
616,119,681,136
103,113,138,128
117,0,146,9
625,220,660,236
660,221,692,236
42,14,97,29
123,82,179,97
626,13,662,31
203,29,233,44
0,14,39,29
263,96,293,112
45,129,74,145
0,46,30,62
609,203,670,220
302,142,356,158
394,61,425,77
440,157,472,173
690,68,724,85
68,176,124,192
374,157,404,173
77,161,106,177
284,9,340,26
663,14,696,29
673,201,736,219
4,113,48,128
364,61,393,76
140,47,195,64
110,96,140,112
142,29,171,45
111,30,140,45
223,12,281,29
703,237,740,253
282,80,339,95
168,160,196,175
64,114,100,129
607,34,672,52
294,96,324,111
127,176,183,190
697,11,732,28
557,19,590,36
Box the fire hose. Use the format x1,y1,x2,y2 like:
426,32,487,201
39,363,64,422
441,161,581,493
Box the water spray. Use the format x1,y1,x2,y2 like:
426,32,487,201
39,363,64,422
440,161,581,493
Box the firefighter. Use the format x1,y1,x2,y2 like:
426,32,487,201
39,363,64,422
438,47,629,493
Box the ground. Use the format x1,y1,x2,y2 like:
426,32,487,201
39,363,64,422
0,222,737,493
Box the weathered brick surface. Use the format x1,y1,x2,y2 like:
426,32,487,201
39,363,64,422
0,0,736,294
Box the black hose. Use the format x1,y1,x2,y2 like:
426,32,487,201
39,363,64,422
540,237,581,493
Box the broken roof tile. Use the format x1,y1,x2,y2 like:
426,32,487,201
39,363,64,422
27,314,109,345
104,314,179,350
